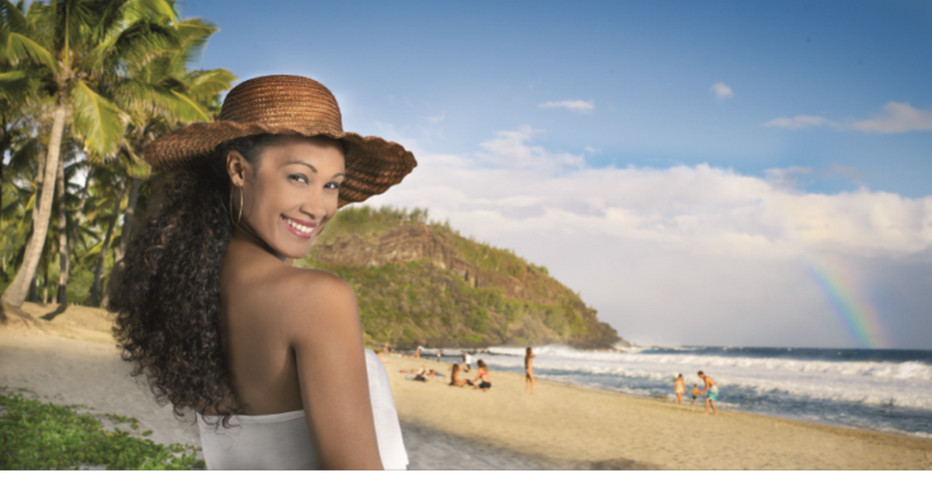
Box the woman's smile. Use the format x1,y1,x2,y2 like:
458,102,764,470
282,215,317,239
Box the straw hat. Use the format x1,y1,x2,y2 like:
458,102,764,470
144,75,416,206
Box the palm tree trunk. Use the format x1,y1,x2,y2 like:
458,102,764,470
85,178,127,307
1,99,66,308
62,165,92,293
56,153,69,305
113,176,142,267
0,126,9,227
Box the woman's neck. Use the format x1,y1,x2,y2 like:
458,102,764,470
230,226,290,263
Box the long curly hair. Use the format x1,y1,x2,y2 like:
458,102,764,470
108,135,270,425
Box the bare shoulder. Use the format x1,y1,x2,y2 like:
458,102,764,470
270,267,361,346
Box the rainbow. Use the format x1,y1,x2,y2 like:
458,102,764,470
803,254,888,349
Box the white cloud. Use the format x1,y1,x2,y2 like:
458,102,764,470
764,115,836,130
364,128,932,348
710,81,734,101
765,102,932,133
538,99,595,113
853,102,932,133
475,125,585,170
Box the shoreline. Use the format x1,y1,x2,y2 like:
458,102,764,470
383,353,932,470
2,303,930,470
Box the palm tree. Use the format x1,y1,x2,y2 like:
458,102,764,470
0,0,178,308
83,17,234,306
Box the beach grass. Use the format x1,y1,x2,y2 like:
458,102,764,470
0,386,203,470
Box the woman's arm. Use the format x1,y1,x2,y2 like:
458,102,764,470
284,271,382,469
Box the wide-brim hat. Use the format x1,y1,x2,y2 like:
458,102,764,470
144,75,416,207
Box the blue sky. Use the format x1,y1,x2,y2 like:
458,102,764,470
179,0,932,349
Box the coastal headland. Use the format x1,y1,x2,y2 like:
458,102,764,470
2,303,930,470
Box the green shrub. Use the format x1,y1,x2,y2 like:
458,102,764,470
0,388,203,470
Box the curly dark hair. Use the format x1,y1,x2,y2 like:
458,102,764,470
108,135,272,425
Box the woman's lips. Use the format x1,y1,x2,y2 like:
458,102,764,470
282,216,316,239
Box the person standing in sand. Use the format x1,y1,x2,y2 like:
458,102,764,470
461,352,472,372
524,347,537,395
109,75,416,469
697,371,719,415
673,373,686,404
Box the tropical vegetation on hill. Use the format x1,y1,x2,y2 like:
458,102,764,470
302,206,623,349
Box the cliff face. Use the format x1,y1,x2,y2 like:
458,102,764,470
300,207,624,349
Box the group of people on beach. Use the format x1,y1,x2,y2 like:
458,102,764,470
674,371,718,415
397,346,540,396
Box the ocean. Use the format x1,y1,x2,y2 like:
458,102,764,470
427,344,932,439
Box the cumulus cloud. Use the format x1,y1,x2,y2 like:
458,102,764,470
475,125,586,170
538,99,595,113
711,81,734,100
365,128,932,348
853,102,932,133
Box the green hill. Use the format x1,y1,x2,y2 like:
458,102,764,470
298,206,625,350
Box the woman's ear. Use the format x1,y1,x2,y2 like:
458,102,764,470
226,150,248,187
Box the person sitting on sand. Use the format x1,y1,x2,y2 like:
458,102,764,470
525,347,537,395
468,360,491,391
691,384,700,405
109,75,415,469
697,371,719,415
674,373,686,404
449,363,468,387
412,365,429,382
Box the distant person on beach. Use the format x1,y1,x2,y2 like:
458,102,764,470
697,371,719,415
461,352,472,372
674,374,686,404
691,384,700,405
449,363,468,387
469,360,492,391
109,75,415,469
525,347,537,395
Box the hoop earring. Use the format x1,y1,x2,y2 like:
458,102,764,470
229,186,243,227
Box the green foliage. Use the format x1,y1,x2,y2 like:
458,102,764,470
0,387,203,470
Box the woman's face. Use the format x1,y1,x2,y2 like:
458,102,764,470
232,136,344,259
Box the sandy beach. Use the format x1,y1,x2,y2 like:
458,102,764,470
2,303,930,470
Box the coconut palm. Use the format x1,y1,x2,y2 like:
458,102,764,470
82,17,234,306
0,0,179,308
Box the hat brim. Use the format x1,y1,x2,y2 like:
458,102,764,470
144,121,416,207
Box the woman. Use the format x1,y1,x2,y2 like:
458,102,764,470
449,363,467,387
109,75,416,469
471,360,492,391
674,373,686,404
524,347,536,395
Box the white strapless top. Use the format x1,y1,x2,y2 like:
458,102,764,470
196,349,408,469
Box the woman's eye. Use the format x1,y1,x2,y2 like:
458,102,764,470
288,174,309,184
325,181,342,190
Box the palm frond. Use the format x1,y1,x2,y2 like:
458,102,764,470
71,79,127,157
2,31,58,73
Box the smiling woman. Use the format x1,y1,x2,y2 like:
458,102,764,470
227,136,345,259
107,75,416,470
